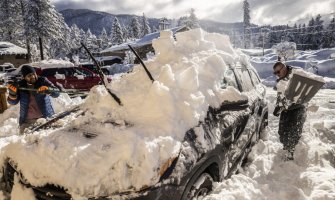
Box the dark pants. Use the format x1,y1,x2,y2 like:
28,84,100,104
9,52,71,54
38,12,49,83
278,106,306,154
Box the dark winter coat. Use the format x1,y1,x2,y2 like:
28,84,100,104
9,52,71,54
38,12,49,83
7,77,60,125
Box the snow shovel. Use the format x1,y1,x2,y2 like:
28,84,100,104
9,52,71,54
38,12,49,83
285,73,325,105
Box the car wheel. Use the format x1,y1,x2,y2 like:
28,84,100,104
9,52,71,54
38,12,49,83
184,173,213,200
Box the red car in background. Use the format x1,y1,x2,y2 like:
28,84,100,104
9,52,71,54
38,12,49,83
34,66,105,91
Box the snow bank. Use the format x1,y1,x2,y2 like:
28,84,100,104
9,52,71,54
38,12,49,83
0,28,249,198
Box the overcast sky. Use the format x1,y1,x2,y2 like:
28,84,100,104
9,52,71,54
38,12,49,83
51,0,335,25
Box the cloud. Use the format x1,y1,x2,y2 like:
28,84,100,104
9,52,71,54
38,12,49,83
51,0,335,25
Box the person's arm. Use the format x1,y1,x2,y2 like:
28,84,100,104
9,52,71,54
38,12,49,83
7,84,20,105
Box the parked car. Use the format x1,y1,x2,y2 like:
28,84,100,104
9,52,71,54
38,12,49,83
0,60,268,199
5,65,107,91
0,63,16,83
34,66,104,91
0,63,15,74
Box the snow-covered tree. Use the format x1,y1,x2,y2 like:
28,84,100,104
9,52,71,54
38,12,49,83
85,28,98,47
300,24,308,50
186,8,200,29
0,0,22,43
314,14,324,49
273,41,297,61
99,27,109,49
141,13,151,37
243,0,251,48
48,23,71,59
326,18,335,47
70,24,81,48
23,0,66,60
79,28,87,44
178,16,188,27
130,17,141,39
123,50,136,64
111,17,124,45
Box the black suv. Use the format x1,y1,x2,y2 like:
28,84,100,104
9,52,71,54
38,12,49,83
1,62,268,200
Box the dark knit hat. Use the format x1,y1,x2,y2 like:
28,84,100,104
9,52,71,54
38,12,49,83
21,65,36,77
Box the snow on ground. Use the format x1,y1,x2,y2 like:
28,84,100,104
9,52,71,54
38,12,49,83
205,88,335,200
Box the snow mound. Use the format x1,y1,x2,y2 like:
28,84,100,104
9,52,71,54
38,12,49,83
0,28,249,198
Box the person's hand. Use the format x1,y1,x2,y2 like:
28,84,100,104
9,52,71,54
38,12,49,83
37,86,50,94
7,84,18,99
273,106,281,117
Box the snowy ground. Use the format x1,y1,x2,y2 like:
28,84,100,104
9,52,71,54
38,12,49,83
205,88,335,200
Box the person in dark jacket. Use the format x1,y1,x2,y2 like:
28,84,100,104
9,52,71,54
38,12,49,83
7,65,60,134
273,62,307,160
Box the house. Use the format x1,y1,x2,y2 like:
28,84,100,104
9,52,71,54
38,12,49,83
0,42,29,67
100,26,190,61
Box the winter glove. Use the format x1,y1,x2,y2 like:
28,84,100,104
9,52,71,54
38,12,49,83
7,84,18,99
37,86,50,94
273,106,281,117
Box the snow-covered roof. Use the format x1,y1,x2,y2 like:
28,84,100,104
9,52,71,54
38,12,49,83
101,26,188,53
0,42,27,55
30,59,74,68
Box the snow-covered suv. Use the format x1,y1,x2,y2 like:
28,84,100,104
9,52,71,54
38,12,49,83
0,29,268,200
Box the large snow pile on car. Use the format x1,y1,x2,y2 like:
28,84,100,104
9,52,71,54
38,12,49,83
0,28,250,198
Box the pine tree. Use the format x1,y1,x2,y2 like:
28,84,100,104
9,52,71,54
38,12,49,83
99,27,109,49
122,25,128,41
130,16,141,39
79,28,87,44
0,0,23,43
111,17,124,45
69,24,81,59
141,13,151,37
324,18,335,48
177,16,188,27
314,14,324,49
24,0,66,60
186,8,200,29
70,24,81,49
329,18,335,47
301,24,308,50
243,0,251,48
306,17,315,50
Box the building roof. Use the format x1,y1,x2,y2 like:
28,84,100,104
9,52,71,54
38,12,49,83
101,26,189,53
0,42,27,55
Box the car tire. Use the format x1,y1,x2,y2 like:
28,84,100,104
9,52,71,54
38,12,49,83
183,173,214,200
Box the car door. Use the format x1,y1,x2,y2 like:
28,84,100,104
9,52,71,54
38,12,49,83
213,67,251,177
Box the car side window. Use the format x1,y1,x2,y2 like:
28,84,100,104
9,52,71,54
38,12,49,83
234,68,254,91
75,68,93,77
221,69,239,89
249,70,260,85
42,68,57,77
